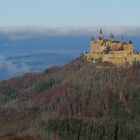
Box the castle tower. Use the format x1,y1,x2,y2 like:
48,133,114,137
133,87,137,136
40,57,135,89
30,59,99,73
90,35,95,53
109,33,115,42
121,35,124,44
98,28,104,40
128,40,134,53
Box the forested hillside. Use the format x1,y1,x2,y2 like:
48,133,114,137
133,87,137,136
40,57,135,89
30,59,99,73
0,55,140,140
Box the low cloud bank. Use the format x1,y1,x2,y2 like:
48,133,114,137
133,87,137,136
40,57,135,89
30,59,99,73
0,54,30,79
0,26,140,40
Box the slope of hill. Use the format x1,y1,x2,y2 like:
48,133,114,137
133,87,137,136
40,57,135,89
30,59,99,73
0,55,140,140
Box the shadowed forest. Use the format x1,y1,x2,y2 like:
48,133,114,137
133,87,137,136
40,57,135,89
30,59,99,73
0,55,140,140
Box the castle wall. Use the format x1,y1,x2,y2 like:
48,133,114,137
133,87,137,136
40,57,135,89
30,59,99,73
112,50,132,55
90,42,102,53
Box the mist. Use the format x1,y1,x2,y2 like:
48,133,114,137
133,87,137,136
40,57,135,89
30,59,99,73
0,54,30,79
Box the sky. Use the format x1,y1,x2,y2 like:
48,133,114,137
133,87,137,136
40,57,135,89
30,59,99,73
0,0,140,27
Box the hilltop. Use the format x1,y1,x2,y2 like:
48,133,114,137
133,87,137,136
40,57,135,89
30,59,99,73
0,55,140,140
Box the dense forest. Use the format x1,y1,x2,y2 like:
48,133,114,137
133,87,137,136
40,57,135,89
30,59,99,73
0,55,140,140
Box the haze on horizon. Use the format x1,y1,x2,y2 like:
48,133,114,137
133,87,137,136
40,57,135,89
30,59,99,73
0,0,140,28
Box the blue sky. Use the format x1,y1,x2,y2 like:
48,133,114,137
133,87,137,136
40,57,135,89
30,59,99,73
0,0,140,27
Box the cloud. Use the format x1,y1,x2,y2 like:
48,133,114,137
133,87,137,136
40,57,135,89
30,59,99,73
0,26,140,42
0,54,30,79
0,26,140,39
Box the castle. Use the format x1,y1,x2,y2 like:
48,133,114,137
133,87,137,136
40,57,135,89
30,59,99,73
84,29,140,65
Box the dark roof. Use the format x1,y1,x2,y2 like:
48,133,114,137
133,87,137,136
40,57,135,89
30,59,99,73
109,33,114,39
100,28,103,33
90,35,94,41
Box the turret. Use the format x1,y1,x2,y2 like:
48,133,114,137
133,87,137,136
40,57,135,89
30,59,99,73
129,40,132,44
120,35,124,44
90,35,95,53
109,33,114,42
128,40,134,53
98,28,104,40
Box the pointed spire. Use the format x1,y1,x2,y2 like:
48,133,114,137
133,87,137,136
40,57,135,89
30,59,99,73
110,33,114,39
109,33,114,41
100,28,103,33
120,34,125,44
90,35,94,41
98,28,104,40
129,40,132,44
121,34,124,41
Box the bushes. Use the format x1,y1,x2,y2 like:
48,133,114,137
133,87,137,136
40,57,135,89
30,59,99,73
0,86,18,99
108,93,124,118
35,81,48,93
34,79,61,93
